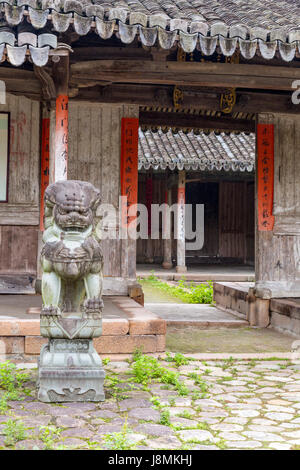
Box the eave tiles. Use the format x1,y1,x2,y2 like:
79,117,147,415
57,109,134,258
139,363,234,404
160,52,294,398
1,0,300,65
138,128,255,172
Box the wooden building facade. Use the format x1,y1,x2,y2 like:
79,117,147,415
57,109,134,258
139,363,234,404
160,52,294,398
137,128,255,267
0,0,299,327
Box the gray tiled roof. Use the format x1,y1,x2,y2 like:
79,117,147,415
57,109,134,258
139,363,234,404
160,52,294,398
138,128,255,172
1,0,300,66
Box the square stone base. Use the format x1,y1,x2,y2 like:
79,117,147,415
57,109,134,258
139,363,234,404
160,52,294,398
37,339,105,402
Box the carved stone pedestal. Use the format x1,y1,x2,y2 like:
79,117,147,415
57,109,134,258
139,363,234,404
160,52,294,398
38,338,105,402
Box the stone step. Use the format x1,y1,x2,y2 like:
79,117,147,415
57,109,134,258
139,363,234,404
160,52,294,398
145,303,248,328
213,282,255,319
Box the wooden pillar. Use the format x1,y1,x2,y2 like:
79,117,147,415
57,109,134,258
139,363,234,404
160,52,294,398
40,108,50,230
36,105,51,282
145,174,154,263
51,52,69,182
162,185,173,269
255,113,300,304
35,50,69,288
176,170,187,273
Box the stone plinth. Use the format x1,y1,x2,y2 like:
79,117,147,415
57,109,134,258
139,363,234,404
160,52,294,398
38,339,105,402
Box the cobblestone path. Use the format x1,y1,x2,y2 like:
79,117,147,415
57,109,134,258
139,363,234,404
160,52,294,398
1,356,300,450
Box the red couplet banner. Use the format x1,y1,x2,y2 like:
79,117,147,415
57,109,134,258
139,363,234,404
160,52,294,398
40,118,50,231
120,117,139,227
257,123,275,231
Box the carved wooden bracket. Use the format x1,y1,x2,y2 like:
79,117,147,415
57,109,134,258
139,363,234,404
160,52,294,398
173,85,184,109
220,88,236,114
34,65,56,101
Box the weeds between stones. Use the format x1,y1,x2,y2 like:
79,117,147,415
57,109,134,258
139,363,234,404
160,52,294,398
177,410,194,420
165,352,190,367
0,362,31,413
102,421,138,450
160,409,171,426
39,425,62,450
188,373,210,397
3,419,27,446
130,353,189,396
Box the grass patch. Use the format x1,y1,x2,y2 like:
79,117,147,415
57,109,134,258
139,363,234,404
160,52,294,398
139,274,213,304
0,362,30,413
131,353,189,396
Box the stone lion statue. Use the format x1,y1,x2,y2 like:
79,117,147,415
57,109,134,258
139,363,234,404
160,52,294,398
41,180,103,317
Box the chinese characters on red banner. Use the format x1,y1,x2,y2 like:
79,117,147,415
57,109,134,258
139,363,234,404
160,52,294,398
40,118,50,230
257,123,275,231
120,118,139,229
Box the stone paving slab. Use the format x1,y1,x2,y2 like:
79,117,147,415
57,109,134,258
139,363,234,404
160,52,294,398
166,327,296,355
1,355,300,450
145,303,247,327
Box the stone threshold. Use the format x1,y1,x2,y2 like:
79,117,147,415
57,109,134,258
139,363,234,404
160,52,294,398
0,296,166,357
139,272,255,282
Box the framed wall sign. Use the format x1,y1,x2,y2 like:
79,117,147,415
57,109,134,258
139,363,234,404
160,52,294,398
0,112,9,202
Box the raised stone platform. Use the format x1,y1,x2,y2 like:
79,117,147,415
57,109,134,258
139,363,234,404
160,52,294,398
213,282,254,319
270,298,300,338
0,295,166,359
213,282,300,337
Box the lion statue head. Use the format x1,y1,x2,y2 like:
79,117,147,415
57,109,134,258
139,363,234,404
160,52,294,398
44,180,101,232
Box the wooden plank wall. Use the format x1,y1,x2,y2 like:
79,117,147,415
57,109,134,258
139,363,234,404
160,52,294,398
137,174,167,263
0,94,40,275
256,113,300,283
0,226,39,272
246,182,255,264
68,102,139,278
186,182,219,260
219,181,246,261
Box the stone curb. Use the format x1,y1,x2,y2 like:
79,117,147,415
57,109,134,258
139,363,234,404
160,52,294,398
14,351,296,367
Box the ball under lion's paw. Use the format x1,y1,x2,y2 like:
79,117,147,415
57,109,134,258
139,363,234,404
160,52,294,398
41,306,61,317
84,297,104,312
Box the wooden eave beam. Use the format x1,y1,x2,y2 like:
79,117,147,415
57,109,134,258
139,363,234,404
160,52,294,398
70,60,300,91
0,68,42,100
139,110,255,132
71,83,300,115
